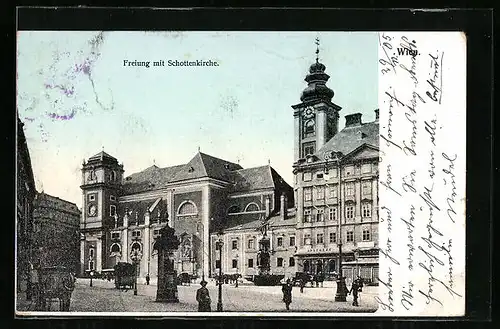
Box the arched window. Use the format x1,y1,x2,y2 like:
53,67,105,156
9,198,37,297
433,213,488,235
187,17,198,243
227,205,240,214
303,119,315,138
177,201,198,216
244,203,260,212
131,242,142,252
110,243,121,253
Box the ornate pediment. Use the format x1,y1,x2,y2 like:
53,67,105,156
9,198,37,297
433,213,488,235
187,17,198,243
345,144,379,162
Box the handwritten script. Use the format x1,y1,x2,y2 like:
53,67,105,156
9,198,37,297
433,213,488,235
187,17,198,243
377,32,465,316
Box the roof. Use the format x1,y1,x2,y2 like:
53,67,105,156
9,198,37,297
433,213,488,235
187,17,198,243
316,120,379,158
88,151,117,162
123,164,184,194
122,152,286,195
224,211,296,232
231,165,275,192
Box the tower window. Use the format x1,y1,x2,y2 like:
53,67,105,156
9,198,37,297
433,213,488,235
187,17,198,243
110,195,116,202
110,205,116,216
289,257,295,267
289,236,295,247
277,237,283,247
248,259,254,268
302,142,316,157
88,194,96,202
303,119,316,138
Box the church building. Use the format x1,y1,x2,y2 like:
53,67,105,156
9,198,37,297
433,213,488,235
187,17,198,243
79,151,293,279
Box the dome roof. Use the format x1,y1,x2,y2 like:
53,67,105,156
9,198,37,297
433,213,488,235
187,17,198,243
300,60,334,102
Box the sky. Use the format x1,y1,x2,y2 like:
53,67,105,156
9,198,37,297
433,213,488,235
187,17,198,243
17,31,378,208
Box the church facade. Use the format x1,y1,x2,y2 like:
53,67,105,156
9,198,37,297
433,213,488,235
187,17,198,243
211,51,380,284
79,151,293,279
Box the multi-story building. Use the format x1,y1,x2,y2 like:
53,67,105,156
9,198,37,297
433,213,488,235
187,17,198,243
292,58,379,283
16,117,37,293
32,192,81,273
210,194,297,278
212,53,380,284
79,151,293,279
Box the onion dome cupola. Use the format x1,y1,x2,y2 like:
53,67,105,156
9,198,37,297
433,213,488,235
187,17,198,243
300,38,335,102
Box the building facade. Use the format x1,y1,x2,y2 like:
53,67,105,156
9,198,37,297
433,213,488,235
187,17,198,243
79,151,293,279
16,117,37,292
212,54,380,284
32,192,81,273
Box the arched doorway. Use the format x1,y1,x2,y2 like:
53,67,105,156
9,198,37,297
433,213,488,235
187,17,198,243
109,243,121,267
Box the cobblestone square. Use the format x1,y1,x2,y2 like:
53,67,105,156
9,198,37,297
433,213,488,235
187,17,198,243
17,278,378,314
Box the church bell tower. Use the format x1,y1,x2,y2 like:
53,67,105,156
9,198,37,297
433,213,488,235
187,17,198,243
292,37,342,163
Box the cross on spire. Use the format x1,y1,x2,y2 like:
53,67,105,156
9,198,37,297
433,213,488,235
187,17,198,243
315,37,320,63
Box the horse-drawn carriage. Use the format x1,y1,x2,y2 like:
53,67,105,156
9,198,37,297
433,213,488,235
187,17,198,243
213,273,242,284
176,272,199,286
292,272,326,287
113,262,136,289
36,266,76,311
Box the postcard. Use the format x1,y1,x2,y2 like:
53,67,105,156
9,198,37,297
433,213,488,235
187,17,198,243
15,28,465,317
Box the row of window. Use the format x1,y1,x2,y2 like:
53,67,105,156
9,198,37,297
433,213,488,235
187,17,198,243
303,204,372,222
88,194,117,202
303,230,372,245
303,181,372,202
301,164,374,181
216,257,297,269
224,236,297,251
87,170,119,182
90,200,198,218
111,229,161,240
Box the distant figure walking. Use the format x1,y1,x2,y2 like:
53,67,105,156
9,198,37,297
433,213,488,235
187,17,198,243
299,278,306,293
348,277,361,306
282,279,293,310
145,273,150,285
196,280,211,312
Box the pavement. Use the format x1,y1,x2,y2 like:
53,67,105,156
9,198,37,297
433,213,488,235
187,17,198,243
16,278,378,314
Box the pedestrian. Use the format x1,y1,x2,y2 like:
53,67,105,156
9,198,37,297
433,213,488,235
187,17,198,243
145,273,150,285
281,278,293,310
299,278,305,293
348,277,360,306
196,280,211,312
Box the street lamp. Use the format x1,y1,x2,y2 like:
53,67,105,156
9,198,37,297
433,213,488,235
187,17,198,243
130,248,143,296
90,270,94,287
216,227,224,312
325,151,347,302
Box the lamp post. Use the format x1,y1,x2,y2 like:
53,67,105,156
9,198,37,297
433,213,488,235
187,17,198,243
216,228,224,312
130,248,143,296
325,151,347,302
90,270,94,287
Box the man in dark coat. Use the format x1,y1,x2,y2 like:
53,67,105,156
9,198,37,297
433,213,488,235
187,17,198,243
145,273,150,285
196,280,211,312
348,278,360,306
282,279,293,310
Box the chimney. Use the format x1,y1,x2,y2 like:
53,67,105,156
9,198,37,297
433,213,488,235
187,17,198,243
345,113,362,127
375,109,379,121
265,197,271,217
280,193,287,221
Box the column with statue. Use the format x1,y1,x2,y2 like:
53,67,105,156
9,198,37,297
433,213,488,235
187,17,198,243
155,216,180,303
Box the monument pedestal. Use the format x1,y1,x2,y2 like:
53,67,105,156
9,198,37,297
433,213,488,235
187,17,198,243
155,223,180,303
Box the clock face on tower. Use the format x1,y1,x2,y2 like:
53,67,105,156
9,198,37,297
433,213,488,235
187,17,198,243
303,106,315,119
88,204,97,217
